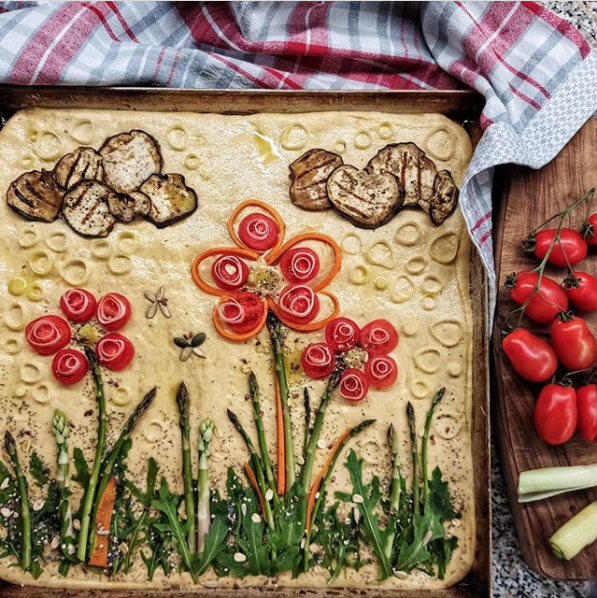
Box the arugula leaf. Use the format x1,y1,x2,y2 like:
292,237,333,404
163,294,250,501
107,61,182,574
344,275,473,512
29,451,49,488
195,515,229,576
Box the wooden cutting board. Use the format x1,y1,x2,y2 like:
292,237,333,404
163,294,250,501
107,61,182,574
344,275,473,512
493,117,597,579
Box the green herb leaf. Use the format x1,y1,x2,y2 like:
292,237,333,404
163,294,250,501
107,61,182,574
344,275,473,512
195,515,229,576
29,451,49,488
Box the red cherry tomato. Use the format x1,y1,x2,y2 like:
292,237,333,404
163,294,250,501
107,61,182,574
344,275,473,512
562,272,597,312
506,270,568,324
339,368,369,402
211,254,249,291
238,213,279,252
359,319,398,355
534,384,577,445
502,328,557,383
528,229,587,267
277,284,320,324
279,247,320,284
51,349,89,385
60,288,97,323
365,355,398,388
582,213,597,246
96,333,135,371
96,292,131,331
550,313,597,371
301,343,335,379
577,384,597,442
25,315,72,356
215,292,266,335
325,317,360,352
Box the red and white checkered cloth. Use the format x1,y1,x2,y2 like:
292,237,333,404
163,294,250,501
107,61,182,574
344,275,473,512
1,1,596,314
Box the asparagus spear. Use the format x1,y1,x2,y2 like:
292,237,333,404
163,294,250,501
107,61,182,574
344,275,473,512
302,387,311,464
407,401,419,514
422,388,444,502
384,423,401,561
227,408,274,529
52,410,76,561
4,431,30,571
267,312,296,490
197,419,214,554
77,347,107,562
176,382,196,553
301,370,341,494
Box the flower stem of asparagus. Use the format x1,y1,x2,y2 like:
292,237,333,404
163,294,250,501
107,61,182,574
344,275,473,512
197,419,214,555
422,388,444,502
267,312,296,490
384,423,401,561
77,347,107,563
407,401,420,515
301,370,341,494
52,410,76,561
4,431,30,571
176,382,196,553
302,387,311,465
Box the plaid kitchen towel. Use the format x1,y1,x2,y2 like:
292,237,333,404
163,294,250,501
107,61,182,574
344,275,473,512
0,1,596,316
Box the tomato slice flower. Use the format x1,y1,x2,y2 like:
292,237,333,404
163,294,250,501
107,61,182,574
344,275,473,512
52,349,89,385
211,254,249,291
339,368,369,402
277,284,320,324
215,292,266,336
25,315,72,356
365,355,398,388
325,317,360,352
279,247,320,284
97,292,132,331
96,333,135,371
60,288,97,323
359,319,398,355
301,343,335,379
238,213,279,252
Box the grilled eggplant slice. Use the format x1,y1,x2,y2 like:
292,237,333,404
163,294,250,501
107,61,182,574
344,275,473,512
62,181,116,238
99,130,162,193
430,170,459,225
108,190,151,223
7,170,63,222
140,173,198,228
326,165,403,229
53,147,103,190
289,148,343,211
367,142,437,208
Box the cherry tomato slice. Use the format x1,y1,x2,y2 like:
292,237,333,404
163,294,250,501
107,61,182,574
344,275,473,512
277,284,320,325
359,319,398,355
279,247,320,284
301,342,336,379
96,292,132,331
582,213,597,246
506,270,567,324
52,349,89,385
577,384,597,442
60,288,97,323
211,254,249,291
96,333,135,371
528,228,587,267
325,317,360,352
25,315,72,356
502,328,557,383
534,384,577,445
216,292,266,335
550,313,597,371
563,272,597,312
365,355,398,388
238,213,279,252
339,368,369,402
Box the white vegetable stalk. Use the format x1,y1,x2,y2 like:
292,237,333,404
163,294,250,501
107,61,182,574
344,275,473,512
197,419,214,555
549,501,597,560
518,464,597,503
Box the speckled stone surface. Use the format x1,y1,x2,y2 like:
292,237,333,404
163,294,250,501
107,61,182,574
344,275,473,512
492,3,596,597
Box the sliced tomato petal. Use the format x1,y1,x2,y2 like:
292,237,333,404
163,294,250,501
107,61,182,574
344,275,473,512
227,200,286,255
269,290,340,332
213,292,268,341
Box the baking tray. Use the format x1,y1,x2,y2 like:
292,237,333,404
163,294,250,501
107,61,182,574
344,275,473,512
0,87,489,598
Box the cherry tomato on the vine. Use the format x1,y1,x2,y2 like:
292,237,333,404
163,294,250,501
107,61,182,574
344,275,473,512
577,383,597,442
525,228,587,267
550,312,597,371
562,272,597,312
534,383,577,445
502,328,558,383
582,213,597,246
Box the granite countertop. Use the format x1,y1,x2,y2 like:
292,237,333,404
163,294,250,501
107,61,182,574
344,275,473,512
492,3,596,597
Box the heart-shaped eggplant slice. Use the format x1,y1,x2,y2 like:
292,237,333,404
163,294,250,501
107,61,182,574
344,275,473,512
326,165,403,229
141,173,198,228
108,190,151,223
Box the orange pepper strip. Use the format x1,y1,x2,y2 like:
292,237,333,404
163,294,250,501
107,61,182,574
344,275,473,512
227,199,286,255
305,427,353,533
88,476,117,568
191,247,259,297
265,233,342,292
274,376,286,496
243,462,266,517
212,298,268,342
267,290,340,332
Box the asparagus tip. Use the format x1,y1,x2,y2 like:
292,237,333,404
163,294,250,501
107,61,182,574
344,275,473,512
52,410,70,440
387,423,395,448
3,430,15,454
83,345,97,366
406,401,415,421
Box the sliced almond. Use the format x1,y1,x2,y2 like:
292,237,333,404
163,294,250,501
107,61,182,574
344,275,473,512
62,181,116,238
53,147,104,190
100,130,162,193
7,170,63,222
289,148,343,211
429,170,459,225
107,190,151,223
141,173,198,228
